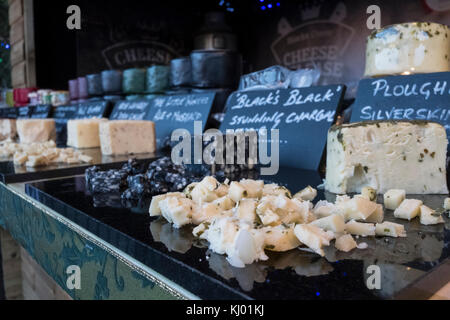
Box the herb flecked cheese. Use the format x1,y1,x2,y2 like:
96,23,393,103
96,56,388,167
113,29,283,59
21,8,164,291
325,121,448,194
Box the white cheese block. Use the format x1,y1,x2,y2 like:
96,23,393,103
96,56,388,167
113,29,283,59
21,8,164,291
0,119,16,141
293,186,317,201
375,221,406,237
99,120,156,155
444,198,450,211
67,118,107,148
419,205,444,225
394,199,423,220
335,234,357,252
325,121,448,194
345,220,376,237
17,119,56,144
365,22,450,77
383,189,406,210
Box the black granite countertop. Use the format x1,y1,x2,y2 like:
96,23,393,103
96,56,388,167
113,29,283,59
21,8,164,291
25,167,450,300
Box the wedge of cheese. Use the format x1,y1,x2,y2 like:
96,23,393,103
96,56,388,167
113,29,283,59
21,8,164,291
99,120,156,155
365,22,450,77
17,119,56,144
325,121,448,194
67,118,107,148
0,119,16,141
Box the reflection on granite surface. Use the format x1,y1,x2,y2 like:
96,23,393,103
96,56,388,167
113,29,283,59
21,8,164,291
25,169,450,299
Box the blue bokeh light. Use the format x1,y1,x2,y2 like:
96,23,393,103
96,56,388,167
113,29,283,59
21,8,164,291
261,5,266,10
268,4,272,8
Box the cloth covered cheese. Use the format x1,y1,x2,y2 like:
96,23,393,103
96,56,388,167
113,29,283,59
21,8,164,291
365,22,450,77
325,121,448,194
0,119,16,141
67,118,107,148
99,120,156,155
16,119,56,144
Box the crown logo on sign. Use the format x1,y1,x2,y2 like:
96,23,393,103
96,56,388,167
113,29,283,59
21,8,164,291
300,2,321,21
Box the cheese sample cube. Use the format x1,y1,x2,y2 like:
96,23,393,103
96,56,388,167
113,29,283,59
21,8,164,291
67,118,107,148
375,222,406,237
339,196,378,221
366,204,384,223
394,199,422,221
0,119,16,141
345,220,376,237
365,22,450,77
444,198,450,211
309,214,345,233
335,234,357,252
420,205,444,226
261,224,300,252
384,189,406,210
17,119,56,144
294,224,334,256
325,121,449,194
293,186,317,201
361,187,377,201
99,120,156,155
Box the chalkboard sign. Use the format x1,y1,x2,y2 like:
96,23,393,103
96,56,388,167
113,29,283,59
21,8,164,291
109,100,152,120
75,101,111,119
0,108,17,119
17,107,31,119
351,72,450,137
30,105,52,118
220,85,346,170
145,93,216,149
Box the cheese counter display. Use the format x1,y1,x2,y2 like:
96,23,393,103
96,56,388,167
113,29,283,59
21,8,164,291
364,22,450,77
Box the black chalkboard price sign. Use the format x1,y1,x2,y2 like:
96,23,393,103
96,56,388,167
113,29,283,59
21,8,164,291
30,105,52,118
220,85,346,170
17,106,31,119
75,101,111,119
109,100,152,120
0,107,17,119
351,72,450,137
53,105,78,145
146,93,216,149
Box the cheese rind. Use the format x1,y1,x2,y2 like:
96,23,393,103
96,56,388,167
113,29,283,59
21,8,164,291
0,119,16,141
325,121,448,194
365,22,450,77
16,119,56,144
67,118,107,148
99,120,156,155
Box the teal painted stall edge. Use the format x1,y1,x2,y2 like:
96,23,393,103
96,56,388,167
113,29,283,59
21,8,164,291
0,183,182,300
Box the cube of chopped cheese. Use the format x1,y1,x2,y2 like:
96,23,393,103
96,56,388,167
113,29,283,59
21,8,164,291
325,121,449,195
384,189,406,210
67,118,107,148
262,184,292,198
78,154,93,163
239,179,264,198
335,234,357,252
159,196,195,228
375,221,406,237
444,198,450,211
394,199,423,221
213,196,234,211
309,214,345,233
228,181,247,202
293,186,317,201
191,176,219,203
13,152,28,165
261,224,300,252
340,196,378,221
99,120,156,155
25,155,49,168
0,119,16,141
361,186,377,201
420,205,444,226
294,224,334,256
365,204,384,223
345,220,376,237
192,202,219,225
235,199,257,224
17,119,56,144
149,192,185,216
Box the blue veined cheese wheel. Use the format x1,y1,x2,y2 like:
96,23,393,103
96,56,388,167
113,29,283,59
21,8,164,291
123,68,146,94
170,57,192,87
77,77,88,99
101,70,122,94
146,65,170,93
87,74,103,97
190,50,242,88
